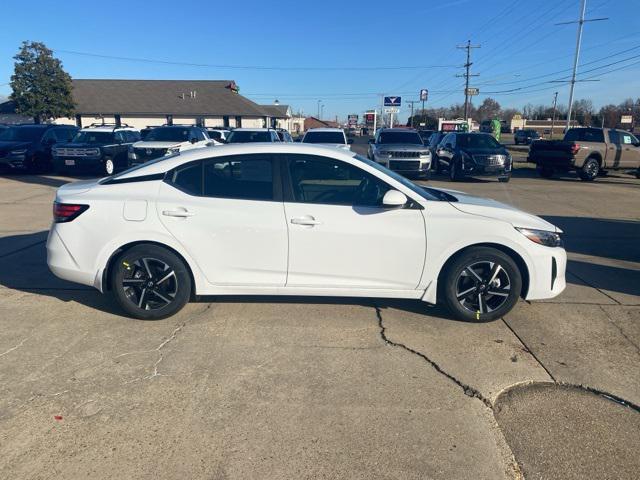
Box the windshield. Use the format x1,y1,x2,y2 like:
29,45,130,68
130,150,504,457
0,126,46,142
378,131,423,145
303,131,346,144
144,127,190,142
457,134,502,149
353,154,453,202
226,131,272,143
73,131,114,144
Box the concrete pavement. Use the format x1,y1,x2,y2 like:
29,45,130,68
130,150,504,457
0,157,639,479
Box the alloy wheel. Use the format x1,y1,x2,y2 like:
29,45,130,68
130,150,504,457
455,261,511,314
105,159,114,175
121,257,177,311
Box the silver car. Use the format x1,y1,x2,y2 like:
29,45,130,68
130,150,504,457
367,128,432,179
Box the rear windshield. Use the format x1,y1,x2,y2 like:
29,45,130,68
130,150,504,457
303,131,346,144
145,127,190,142
564,128,605,143
73,131,115,144
457,134,501,149
226,131,272,143
378,131,423,144
0,126,46,142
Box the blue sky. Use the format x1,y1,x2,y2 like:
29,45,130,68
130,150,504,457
1,0,639,121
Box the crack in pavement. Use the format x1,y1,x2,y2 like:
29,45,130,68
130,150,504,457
597,305,640,356
567,269,621,305
119,322,186,384
374,306,492,408
501,318,556,382
0,334,32,359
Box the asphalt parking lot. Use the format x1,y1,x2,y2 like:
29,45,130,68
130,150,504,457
1,147,639,479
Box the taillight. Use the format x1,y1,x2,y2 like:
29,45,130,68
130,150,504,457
570,143,581,155
53,202,89,223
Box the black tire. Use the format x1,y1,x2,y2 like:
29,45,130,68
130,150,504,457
498,174,511,183
537,165,554,178
449,159,461,181
441,247,522,322
579,157,599,181
433,155,442,173
110,244,192,320
420,169,431,181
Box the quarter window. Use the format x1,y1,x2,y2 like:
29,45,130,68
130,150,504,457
286,154,391,207
204,155,273,200
169,162,203,196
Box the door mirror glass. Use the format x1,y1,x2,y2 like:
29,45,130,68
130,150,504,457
382,190,407,208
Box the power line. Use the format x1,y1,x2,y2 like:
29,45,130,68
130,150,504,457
53,49,458,71
456,41,481,119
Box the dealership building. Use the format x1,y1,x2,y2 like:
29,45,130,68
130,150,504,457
26,79,276,129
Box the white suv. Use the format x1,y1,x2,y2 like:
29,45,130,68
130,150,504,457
302,128,352,150
225,128,281,143
128,125,210,165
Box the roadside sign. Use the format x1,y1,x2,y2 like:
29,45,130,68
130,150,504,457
365,113,375,124
419,122,426,127
384,96,402,107
420,89,428,102
384,107,399,114
348,114,358,126
465,87,479,96
621,115,633,124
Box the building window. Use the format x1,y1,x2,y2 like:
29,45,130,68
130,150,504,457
196,117,205,127
75,115,82,128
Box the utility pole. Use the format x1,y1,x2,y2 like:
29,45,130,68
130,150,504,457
407,100,418,128
556,0,608,130
456,40,480,121
550,91,558,139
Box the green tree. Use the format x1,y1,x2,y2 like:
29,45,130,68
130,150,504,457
10,41,74,123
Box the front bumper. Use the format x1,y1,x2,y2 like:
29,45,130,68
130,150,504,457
53,155,103,171
374,155,431,175
0,154,28,170
462,159,512,177
524,245,567,301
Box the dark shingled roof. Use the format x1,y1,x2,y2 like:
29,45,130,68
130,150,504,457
71,79,270,117
260,104,291,118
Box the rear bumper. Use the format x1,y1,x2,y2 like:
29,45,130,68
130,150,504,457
529,154,576,168
46,228,97,288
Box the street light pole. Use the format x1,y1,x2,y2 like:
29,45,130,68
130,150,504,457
551,92,558,139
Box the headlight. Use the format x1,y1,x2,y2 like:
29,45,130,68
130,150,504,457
516,228,563,247
10,149,27,156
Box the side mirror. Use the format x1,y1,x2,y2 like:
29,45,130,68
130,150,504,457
190,138,198,144
382,190,408,208
347,138,354,144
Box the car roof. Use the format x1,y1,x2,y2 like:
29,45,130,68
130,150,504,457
379,128,419,132
231,128,273,132
113,143,358,180
80,126,137,132
305,128,344,133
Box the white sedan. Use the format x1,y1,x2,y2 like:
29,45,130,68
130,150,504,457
47,143,566,321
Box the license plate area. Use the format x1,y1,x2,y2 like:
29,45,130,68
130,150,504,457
65,160,76,166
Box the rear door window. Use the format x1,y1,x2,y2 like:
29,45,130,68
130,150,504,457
203,154,274,200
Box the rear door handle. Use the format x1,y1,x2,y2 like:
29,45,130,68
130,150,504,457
291,216,322,226
162,209,195,218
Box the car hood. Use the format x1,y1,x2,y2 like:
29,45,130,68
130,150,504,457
377,144,429,151
0,141,31,152
440,188,560,232
54,142,101,149
314,143,351,149
132,141,184,149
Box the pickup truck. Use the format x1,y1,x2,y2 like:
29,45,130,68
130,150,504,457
528,127,640,181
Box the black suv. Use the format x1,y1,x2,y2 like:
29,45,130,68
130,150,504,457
435,132,512,182
514,129,540,145
0,124,78,172
53,124,141,175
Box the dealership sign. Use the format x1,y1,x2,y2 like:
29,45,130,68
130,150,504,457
384,96,402,107
420,89,428,101
348,114,358,126
621,115,633,124
465,87,479,96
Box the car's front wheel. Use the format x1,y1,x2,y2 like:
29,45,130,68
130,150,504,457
103,157,115,176
110,244,192,320
441,247,522,322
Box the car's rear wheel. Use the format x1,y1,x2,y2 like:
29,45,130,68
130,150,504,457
537,165,554,178
441,247,522,322
579,157,599,181
110,244,192,320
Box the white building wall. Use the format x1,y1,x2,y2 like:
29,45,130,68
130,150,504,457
204,117,225,127
119,117,167,129
242,117,265,128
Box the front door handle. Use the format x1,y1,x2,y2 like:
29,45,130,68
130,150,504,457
162,209,194,218
291,216,322,226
